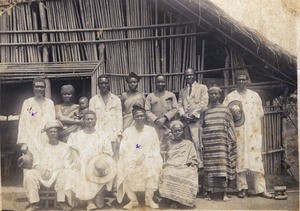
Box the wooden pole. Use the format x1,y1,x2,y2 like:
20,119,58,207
39,1,51,99
224,55,230,96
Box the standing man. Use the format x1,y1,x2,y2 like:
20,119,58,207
89,74,123,157
223,70,272,198
178,68,208,166
18,77,55,150
145,74,178,148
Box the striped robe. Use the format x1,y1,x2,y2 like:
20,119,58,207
202,105,237,192
159,140,199,207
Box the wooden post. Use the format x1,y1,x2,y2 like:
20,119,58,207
39,2,49,62
91,43,105,97
39,2,51,99
154,0,161,73
200,39,205,83
224,55,230,96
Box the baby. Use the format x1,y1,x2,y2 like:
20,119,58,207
75,97,89,119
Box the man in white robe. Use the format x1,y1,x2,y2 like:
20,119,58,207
18,77,55,151
117,103,163,210
223,71,272,199
89,74,122,158
65,110,114,210
23,120,69,211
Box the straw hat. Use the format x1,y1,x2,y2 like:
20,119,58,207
228,100,245,127
17,153,33,169
85,154,117,184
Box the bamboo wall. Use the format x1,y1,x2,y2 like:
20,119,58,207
262,106,284,174
0,0,203,95
0,0,286,175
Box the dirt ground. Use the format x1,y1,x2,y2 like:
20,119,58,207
1,178,299,210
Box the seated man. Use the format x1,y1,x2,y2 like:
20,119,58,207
116,103,163,210
65,110,115,210
22,120,70,211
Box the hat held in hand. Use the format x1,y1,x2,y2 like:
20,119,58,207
228,100,245,127
17,153,33,169
86,154,117,184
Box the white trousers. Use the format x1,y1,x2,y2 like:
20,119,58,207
236,171,267,194
24,169,67,204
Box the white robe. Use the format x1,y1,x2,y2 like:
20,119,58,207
17,97,55,146
116,125,163,203
65,130,113,201
89,93,123,143
29,139,68,187
223,89,264,173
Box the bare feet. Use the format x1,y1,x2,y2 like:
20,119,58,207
204,191,212,201
123,200,139,210
223,192,230,201
86,201,97,211
25,203,38,211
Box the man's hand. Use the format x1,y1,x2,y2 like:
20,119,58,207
155,116,167,127
187,113,196,120
181,114,193,122
40,169,52,180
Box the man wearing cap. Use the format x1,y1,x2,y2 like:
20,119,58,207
18,77,55,151
145,74,178,148
117,103,163,209
89,74,122,158
23,120,70,211
65,110,114,210
223,70,272,199
178,68,209,166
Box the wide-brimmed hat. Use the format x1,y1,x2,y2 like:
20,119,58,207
228,100,245,127
85,154,117,184
17,153,33,169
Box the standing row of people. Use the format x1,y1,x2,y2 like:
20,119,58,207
17,68,272,211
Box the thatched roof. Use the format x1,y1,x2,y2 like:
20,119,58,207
159,0,296,86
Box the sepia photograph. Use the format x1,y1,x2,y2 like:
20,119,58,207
0,0,299,210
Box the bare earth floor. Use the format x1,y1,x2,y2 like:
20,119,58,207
1,186,299,211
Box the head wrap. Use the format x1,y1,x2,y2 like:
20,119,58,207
44,120,63,131
126,72,141,83
169,120,184,129
235,70,248,79
208,85,222,93
61,84,75,95
132,102,146,115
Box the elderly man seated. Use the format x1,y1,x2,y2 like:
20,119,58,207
65,110,116,210
21,120,70,211
117,103,163,210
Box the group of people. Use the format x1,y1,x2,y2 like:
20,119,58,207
17,67,272,211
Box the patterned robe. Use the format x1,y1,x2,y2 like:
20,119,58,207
159,140,199,206
202,105,236,192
